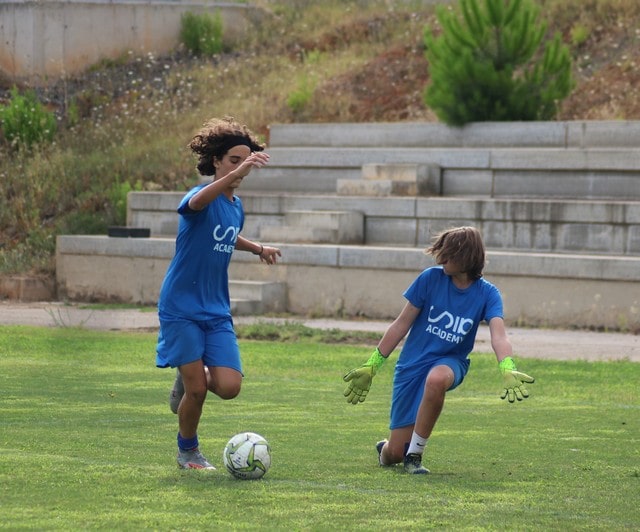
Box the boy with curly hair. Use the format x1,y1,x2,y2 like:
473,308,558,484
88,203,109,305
156,117,281,469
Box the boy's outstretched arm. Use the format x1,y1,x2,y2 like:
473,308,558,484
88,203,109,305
342,302,420,404
489,317,535,403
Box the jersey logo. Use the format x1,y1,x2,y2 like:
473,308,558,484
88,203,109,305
425,305,474,344
212,224,240,254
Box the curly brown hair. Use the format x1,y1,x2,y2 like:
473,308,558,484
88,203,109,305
188,116,265,176
426,226,486,280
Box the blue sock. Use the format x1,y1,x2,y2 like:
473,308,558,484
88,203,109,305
178,433,198,451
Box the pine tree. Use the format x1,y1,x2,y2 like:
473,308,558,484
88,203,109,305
423,0,573,126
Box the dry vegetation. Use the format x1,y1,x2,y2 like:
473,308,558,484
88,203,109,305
0,0,639,277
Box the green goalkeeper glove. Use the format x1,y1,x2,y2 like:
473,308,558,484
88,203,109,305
499,357,535,403
343,348,387,405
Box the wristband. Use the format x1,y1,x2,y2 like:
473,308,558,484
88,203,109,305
366,347,387,371
498,356,517,371
253,244,264,256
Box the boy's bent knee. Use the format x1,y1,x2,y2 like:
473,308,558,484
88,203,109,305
385,440,407,463
214,382,241,400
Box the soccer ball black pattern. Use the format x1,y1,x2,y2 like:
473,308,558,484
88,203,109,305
223,432,271,480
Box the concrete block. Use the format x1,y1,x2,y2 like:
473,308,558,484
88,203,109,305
128,191,183,212
567,121,640,148
232,243,340,267
493,170,640,199
239,167,351,193
242,214,284,240
362,163,442,196
459,122,567,147
284,210,363,243
239,194,285,214
269,121,570,149
491,148,640,171
267,146,491,169
259,226,337,244
366,217,418,247
416,197,481,219
268,122,462,148
628,226,640,254
337,245,427,271
128,211,178,236
336,179,393,196
259,209,364,244
229,280,287,313
248,193,419,218
441,169,493,196
417,219,479,246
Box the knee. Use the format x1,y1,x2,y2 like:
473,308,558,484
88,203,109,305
386,440,408,463
186,387,207,405
426,368,454,395
214,381,241,400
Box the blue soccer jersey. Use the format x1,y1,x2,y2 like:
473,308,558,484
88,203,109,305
395,266,504,372
158,185,244,321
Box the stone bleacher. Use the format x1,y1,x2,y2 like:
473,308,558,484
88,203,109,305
56,121,640,330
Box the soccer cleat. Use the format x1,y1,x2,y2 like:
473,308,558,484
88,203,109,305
169,369,184,414
177,448,216,470
376,440,389,467
403,452,430,475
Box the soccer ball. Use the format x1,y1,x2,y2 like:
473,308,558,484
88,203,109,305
223,432,271,480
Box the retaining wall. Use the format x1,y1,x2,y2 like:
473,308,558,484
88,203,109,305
0,0,261,84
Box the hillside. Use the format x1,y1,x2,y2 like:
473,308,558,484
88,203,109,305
0,0,639,278
4,1,638,126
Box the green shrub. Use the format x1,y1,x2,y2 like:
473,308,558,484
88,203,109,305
423,0,574,125
180,11,224,56
570,24,590,46
0,87,57,149
286,74,317,114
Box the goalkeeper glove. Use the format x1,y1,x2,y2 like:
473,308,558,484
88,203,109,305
343,348,387,405
499,357,535,403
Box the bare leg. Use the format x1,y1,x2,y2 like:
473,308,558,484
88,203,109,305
413,365,453,439
177,360,208,439
379,365,454,465
177,363,243,439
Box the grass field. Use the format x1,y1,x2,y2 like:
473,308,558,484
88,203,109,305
1,325,638,530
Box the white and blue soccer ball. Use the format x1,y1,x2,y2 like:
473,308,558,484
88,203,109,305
223,432,271,480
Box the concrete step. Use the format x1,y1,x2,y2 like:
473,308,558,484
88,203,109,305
268,120,640,149
337,164,441,196
259,210,364,244
254,146,640,199
229,280,287,314
127,192,640,255
259,226,337,243
240,166,359,193
336,179,408,196
55,235,640,329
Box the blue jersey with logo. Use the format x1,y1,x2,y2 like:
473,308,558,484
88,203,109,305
158,185,244,321
396,266,503,372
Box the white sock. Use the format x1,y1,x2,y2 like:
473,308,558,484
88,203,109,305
407,432,428,455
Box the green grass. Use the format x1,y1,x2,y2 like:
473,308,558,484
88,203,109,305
1,326,638,530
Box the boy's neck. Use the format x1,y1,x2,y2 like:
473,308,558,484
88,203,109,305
450,273,473,290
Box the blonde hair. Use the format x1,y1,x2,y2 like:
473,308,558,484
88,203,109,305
426,226,486,280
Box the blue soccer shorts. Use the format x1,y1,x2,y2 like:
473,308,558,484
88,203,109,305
155,316,242,373
389,356,470,430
